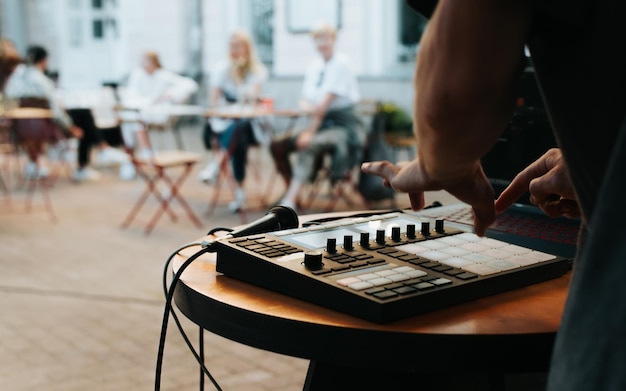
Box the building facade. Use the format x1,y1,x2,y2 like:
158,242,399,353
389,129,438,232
0,0,427,110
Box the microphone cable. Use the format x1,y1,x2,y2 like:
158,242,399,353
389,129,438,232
155,239,225,391
155,213,296,390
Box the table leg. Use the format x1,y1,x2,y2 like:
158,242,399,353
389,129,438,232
199,326,204,391
172,117,186,150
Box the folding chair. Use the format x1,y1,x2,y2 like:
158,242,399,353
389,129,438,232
6,108,59,221
297,154,369,212
120,150,204,234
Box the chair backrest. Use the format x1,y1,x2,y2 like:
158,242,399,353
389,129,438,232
13,97,59,144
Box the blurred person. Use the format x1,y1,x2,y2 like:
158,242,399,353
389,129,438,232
362,0,626,389
270,22,361,210
198,30,270,213
118,51,198,180
0,38,21,93
4,45,83,179
65,106,129,182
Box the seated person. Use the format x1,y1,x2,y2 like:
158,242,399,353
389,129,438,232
118,51,198,179
4,45,83,179
65,105,128,182
270,22,362,210
198,30,270,213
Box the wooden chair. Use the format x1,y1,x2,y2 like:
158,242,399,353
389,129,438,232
120,150,204,234
5,106,59,220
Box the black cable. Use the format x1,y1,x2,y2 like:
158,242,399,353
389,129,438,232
206,227,232,236
155,241,223,391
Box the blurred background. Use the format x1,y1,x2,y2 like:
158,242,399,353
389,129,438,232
1,0,429,113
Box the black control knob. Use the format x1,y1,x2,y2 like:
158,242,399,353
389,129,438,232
421,222,431,236
343,235,354,251
391,226,401,242
360,232,370,248
326,238,337,253
303,251,323,270
376,229,386,244
406,224,416,239
435,219,445,234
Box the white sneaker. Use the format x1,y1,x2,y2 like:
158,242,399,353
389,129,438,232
198,161,220,184
97,148,129,166
119,161,136,180
23,162,49,179
47,143,67,162
73,167,102,182
228,188,246,213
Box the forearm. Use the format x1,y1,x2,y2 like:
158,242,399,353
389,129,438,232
305,93,336,133
415,0,530,180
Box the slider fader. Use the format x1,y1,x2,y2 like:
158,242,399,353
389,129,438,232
214,212,569,323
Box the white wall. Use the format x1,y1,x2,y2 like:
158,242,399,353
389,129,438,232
17,0,190,89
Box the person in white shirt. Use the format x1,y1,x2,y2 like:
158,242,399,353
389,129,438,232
118,51,198,179
198,30,270,213
270,22,362,210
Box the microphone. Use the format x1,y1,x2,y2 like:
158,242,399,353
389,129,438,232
228,205,299,238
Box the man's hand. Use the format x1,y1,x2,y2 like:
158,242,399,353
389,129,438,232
495,148,580,218
69,125,83,139
361,158,496,236
295,129,314,150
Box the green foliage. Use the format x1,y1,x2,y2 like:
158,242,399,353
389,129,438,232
378,102,413,134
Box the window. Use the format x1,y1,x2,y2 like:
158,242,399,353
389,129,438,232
93,19,104,39
250,0,274,68
286,0,340,33
397,0,428,62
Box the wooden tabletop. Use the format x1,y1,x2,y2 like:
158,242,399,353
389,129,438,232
204,106,307,119
1,107,55,119
172,212,571,372
114,104,205,116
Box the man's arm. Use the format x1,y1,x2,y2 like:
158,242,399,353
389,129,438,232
363,0,531,235
296,92,336,150
416,0,531,180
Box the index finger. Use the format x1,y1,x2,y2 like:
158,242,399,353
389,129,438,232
494,158,551,214
361,161,398,182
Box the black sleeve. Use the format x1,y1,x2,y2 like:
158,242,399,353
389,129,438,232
406,0,438,19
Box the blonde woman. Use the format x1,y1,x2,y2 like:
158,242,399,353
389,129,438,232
199,30,269,213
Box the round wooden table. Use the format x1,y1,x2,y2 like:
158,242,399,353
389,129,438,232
172,212,570,390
